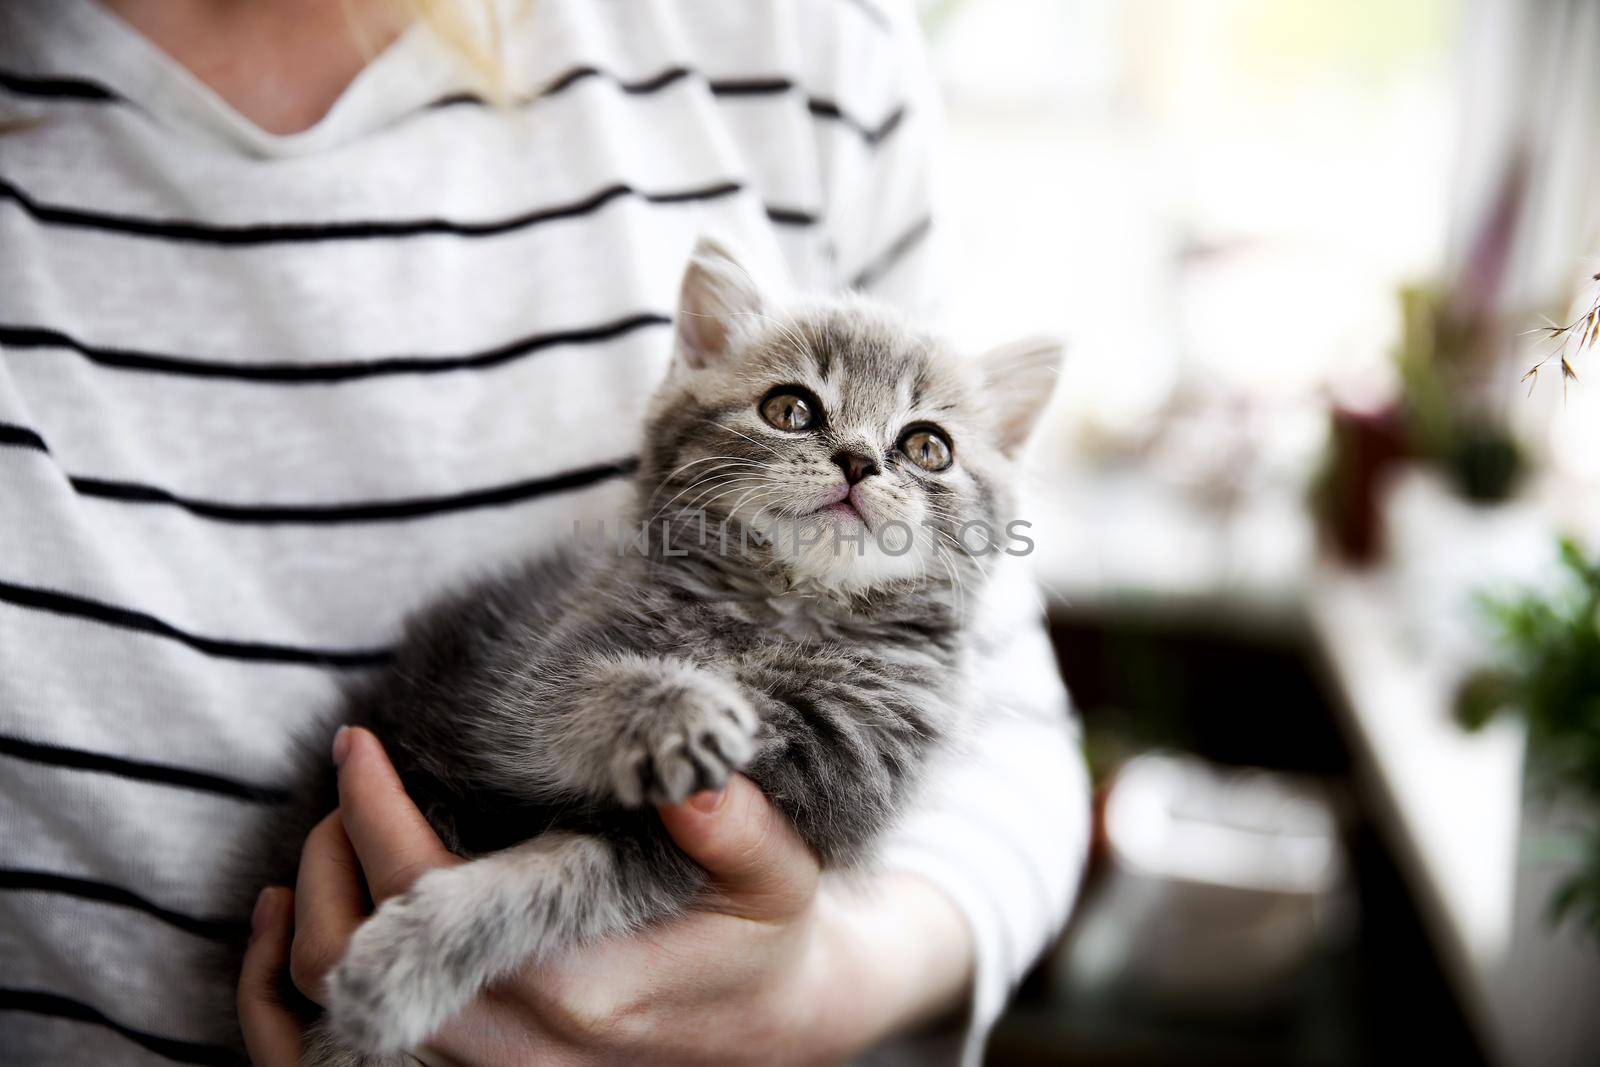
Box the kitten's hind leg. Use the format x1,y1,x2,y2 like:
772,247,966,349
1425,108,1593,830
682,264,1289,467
326,827,700,1057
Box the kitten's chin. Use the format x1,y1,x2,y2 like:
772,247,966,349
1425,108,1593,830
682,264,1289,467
750,511,936,598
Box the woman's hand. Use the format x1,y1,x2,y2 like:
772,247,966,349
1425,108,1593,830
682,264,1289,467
238,727,973,1066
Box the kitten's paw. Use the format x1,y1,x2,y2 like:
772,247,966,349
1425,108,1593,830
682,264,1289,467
326,872,476,1056
609,673,760,807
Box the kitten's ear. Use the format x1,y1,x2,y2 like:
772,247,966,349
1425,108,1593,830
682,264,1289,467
674,236,765,371
980,335,1064,457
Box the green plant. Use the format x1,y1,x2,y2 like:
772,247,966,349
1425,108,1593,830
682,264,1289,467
1459,540,1600,940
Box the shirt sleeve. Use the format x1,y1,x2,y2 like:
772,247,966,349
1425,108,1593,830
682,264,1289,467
877,558,1091,1067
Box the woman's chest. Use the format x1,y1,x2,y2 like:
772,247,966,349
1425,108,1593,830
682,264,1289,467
0,0,847,649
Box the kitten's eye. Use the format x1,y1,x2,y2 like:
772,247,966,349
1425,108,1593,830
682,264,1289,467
760,391,815,432
900,427,953,471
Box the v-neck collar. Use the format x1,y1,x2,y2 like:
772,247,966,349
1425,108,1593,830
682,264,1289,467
13,0,468,159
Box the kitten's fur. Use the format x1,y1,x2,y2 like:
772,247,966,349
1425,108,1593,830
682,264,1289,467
229,238,1060,1064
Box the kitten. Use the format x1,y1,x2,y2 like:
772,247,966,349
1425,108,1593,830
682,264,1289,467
231,237,1060,1064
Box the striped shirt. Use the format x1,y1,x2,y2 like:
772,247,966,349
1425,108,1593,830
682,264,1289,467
0,1,1089,1064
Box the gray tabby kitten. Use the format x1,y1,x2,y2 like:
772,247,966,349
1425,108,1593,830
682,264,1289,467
234,237,1060,1064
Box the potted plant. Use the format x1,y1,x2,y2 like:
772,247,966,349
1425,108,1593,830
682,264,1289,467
1458,539,1600,940
1310,283,1527,565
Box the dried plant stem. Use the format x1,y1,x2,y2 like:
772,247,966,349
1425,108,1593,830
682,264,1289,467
1523,272,1600,396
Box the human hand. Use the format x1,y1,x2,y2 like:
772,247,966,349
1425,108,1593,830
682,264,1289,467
238,727,973,1066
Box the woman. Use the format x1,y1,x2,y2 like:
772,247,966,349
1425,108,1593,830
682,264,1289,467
0,1,1089,1063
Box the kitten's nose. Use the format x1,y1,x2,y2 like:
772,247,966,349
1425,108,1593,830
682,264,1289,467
832,449,880,485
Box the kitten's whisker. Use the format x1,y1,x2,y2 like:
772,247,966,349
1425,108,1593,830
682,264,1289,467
681,475,769,516
723,483,782,523
698,419,786,461
932,541,967,618
646,475,743,528
936,525,993,579
646,464,766,524
656,454,764,483
646,456,766,507
735,485,800,536
917,511,1001,575
658,465,760,504
692,479,772,519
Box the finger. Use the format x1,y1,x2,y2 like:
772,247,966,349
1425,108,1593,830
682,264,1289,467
290,811,366,1003
657,773,819,921
334,725,456,902
238,887,304,1067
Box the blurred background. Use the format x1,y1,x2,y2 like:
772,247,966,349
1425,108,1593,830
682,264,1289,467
916,0,1600,1063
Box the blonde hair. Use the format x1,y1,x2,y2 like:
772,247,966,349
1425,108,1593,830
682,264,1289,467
402,0,528,101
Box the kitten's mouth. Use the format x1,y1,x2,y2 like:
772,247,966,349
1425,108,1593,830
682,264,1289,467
810,486,870,530
819,500,862,521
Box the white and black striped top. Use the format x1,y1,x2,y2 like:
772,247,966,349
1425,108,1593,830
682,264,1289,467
0,1,1088,1064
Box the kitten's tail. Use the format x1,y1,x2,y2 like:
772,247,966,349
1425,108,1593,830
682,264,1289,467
326,822,701,1056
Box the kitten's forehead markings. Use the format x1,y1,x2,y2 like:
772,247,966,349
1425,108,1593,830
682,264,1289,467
894,378,920,429
813,374,845,420
809,331,833,379
909,364,933,410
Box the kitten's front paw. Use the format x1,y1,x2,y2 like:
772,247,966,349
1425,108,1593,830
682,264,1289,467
609,672,760,807
326,872,473,1056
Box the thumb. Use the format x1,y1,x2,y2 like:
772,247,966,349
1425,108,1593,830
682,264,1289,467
657,774,820,921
